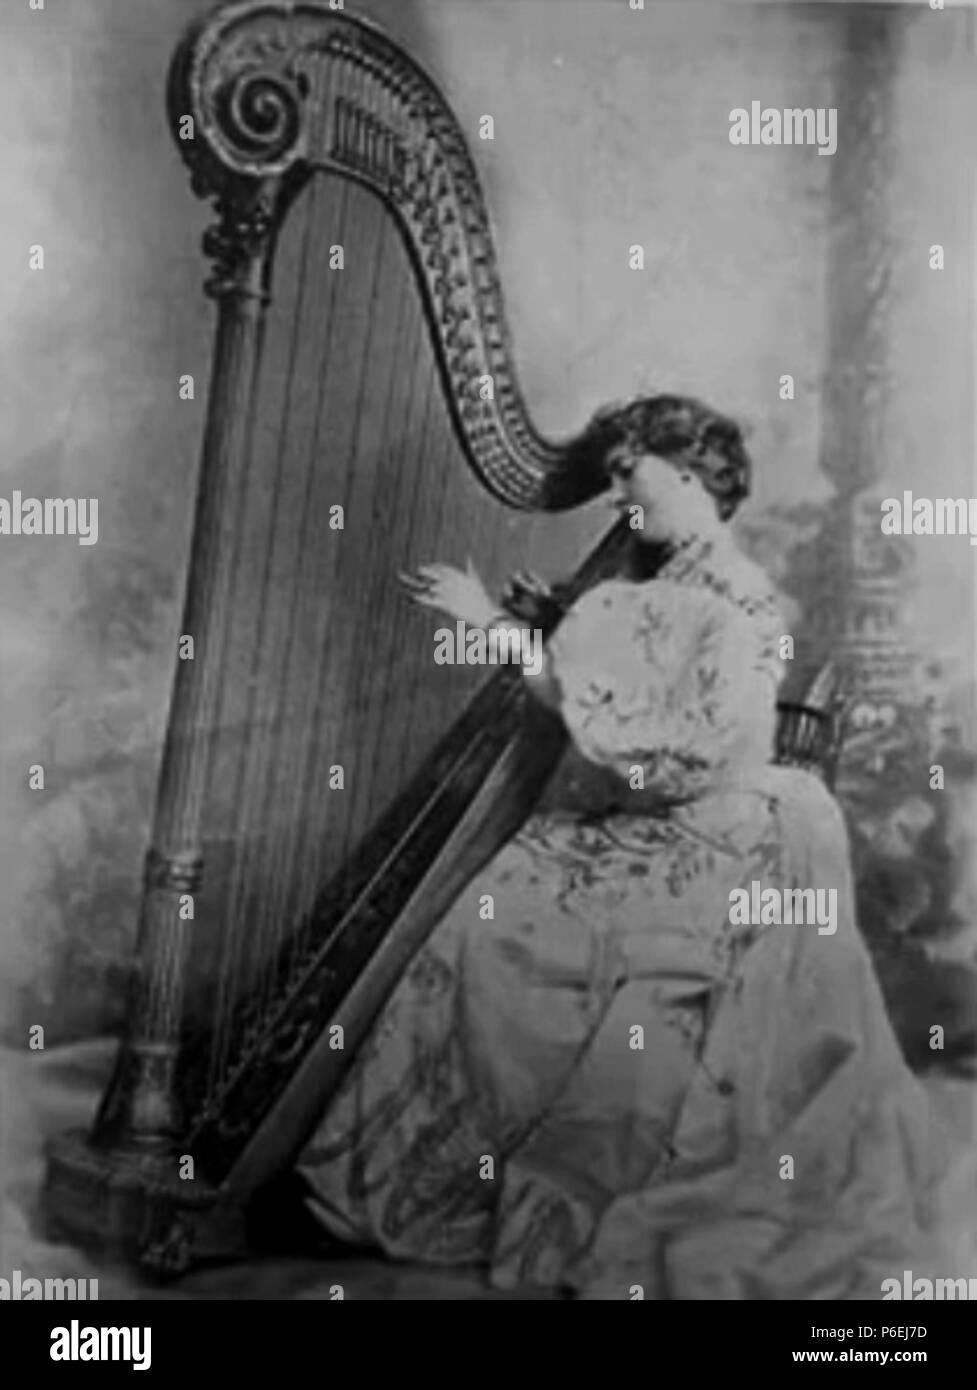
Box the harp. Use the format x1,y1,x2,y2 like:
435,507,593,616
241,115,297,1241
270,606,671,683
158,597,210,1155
43,1,843,1276
43,0,617,1273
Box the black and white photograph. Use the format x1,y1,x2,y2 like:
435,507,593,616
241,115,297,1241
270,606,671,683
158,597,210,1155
1,0,975,1344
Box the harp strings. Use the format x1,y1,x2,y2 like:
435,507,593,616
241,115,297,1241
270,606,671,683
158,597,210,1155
394,393,491,798
250,178,392,1030
291,229,430,957
330,265,454,860
273,203,411,979
351,369,447,865
201,169,511,1099
390,413,459,801
212,47,359,1066
204,174,325,1088
208,173,352,1088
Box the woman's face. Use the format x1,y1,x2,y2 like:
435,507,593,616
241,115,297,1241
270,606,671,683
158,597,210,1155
605,447,721,544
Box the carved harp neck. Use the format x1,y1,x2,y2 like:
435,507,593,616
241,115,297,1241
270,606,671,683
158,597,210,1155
168,0,603,511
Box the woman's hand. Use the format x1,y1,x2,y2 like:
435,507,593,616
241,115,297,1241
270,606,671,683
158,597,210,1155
400,558,496,628
500,567,561,628
501,568,550,623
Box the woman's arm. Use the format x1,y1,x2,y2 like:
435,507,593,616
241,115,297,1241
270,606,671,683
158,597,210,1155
400,560,566,711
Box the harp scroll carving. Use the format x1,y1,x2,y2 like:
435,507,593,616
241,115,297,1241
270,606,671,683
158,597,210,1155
169,0,605,508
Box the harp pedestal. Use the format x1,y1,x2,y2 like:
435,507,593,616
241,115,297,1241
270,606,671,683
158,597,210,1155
44,1133,246,1276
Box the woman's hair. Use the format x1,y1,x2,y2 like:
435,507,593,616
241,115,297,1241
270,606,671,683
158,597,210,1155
580,393,752,521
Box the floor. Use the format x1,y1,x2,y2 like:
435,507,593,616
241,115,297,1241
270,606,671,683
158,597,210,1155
2,1039,973,1300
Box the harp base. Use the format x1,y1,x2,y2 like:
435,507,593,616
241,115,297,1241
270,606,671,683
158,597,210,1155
42,1130,248,1279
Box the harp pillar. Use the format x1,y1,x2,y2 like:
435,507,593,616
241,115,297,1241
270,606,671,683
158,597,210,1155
43,186,277,1269
95,187,276,1152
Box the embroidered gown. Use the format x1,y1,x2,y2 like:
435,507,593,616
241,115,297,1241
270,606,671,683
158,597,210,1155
298,538,975,1298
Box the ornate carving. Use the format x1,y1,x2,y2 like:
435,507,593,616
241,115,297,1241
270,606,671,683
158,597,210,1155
167,0,605,509
141,1218,195,1277
224,70,303,161
45,1130,247,1277
95,1040,182,1149
201,184,278,301
144,847,204,894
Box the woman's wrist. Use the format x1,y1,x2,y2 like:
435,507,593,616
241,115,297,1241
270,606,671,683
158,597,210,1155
457,602,518,631
485,607,518,631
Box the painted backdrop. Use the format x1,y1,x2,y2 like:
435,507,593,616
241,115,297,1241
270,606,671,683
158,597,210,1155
0,0,973,1050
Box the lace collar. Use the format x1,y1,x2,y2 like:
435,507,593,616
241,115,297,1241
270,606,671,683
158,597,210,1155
659,535,721,582
656,533,767,618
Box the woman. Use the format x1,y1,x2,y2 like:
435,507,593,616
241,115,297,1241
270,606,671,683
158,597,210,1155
296,395,975,1298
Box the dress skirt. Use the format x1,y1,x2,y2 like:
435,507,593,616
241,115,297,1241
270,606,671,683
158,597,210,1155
297,762,975,1297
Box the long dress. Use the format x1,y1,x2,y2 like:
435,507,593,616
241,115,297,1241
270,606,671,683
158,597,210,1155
297,536,976,1298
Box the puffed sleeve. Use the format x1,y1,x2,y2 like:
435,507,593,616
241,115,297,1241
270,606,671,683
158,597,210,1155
547,578,778,801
